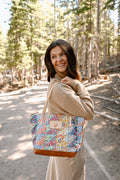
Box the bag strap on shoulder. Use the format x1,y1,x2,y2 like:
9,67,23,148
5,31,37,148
41,82,58,117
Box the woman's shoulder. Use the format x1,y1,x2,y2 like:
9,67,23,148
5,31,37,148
48,77,60,93
50,83,74,102
49,77,59,88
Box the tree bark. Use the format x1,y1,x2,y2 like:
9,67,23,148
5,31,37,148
54,0,57,39
88,39,92,81
95,0,100,79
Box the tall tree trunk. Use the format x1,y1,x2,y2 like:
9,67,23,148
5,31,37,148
31,53,34,86
117,0,120,55
95,0,100,79
95,36,100,79
81,35,86,76
36,57,41,80
54,0,57,39
81,13,86,78
87,0,92,81
103,10,107,61
75,0,80,60
88,39,92,81
97,0,100,34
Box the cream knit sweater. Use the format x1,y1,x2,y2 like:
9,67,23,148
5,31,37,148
47,73,94,120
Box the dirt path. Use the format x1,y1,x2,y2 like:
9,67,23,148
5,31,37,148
0,74,120,180
84,73,120,180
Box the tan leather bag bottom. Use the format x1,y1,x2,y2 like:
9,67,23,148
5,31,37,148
34,149,76,157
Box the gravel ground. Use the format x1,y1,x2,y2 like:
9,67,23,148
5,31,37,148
0,74,120,180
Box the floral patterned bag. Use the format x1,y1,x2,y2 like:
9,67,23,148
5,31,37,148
30,83,85,157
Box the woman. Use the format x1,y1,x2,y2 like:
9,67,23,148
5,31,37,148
44,39,94,180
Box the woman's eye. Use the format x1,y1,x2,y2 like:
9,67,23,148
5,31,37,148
51,56,55,59
61,53,65,56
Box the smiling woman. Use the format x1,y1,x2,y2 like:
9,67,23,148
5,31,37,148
44,39,94,180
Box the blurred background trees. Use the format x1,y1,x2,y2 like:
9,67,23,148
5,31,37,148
0,0,119,90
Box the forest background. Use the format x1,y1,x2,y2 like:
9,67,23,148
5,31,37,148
0,0,120,91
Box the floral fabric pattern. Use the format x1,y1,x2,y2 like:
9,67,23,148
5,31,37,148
30,114,85,153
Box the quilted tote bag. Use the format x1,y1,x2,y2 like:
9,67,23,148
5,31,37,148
30,82,85,157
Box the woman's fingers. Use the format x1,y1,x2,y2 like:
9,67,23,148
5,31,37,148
61,76,73,85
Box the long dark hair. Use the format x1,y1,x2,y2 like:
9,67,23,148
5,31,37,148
44,39,81,82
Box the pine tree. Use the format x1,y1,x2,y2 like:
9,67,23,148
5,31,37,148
0,26,6,72
117,0,120,55
5,0,118,82
7,0,42,82
7,0,30,68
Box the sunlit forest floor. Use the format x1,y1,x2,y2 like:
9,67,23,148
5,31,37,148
84,73,120,120
0,72,119,179
83,73,120,180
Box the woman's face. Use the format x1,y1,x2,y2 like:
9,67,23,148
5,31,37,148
50,46,68,73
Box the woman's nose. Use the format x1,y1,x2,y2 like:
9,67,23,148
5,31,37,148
56,55,62,61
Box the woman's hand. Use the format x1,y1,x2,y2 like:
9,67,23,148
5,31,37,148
61,76,74,86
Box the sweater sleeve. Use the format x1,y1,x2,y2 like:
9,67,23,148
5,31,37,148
50,80,94,120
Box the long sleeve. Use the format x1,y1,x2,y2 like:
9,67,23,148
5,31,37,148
48,79,94,120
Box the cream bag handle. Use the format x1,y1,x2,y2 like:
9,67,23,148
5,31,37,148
41,82,58,119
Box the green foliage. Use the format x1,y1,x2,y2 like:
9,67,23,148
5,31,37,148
102,0,116,10
6,0,44,71
16,38,32,70
1,0,119,81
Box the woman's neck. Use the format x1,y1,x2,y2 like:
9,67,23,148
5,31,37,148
56,71,68,78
